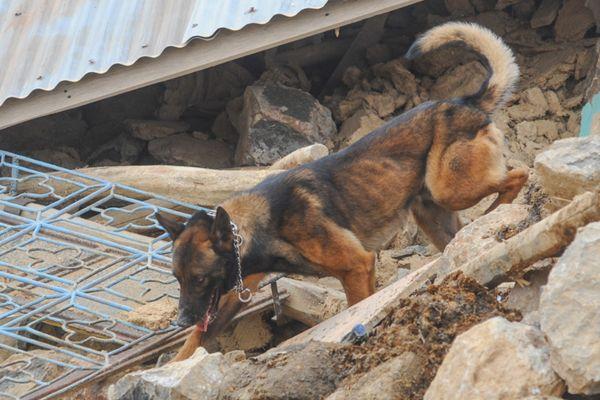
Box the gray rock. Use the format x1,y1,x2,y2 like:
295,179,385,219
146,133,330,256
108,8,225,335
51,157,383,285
424,317,565,400
539,222,600,394
531,0,561,28
108,347,228,400
126,119,190,141
326,352,425,400
148,133,232,169
234,85,336,166
534,136,600,200
506,264,552,325
554,0,596,42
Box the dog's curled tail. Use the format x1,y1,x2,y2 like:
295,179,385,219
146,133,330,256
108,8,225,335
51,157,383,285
406,22,519,113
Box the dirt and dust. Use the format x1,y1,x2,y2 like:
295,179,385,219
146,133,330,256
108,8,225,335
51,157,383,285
333,272,522,400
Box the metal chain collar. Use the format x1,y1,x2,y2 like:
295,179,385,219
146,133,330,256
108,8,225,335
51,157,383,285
230,221,252,303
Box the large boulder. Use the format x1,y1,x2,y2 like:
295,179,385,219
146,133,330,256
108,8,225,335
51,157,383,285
148,133,232,169
424,317,565,400
534,136,600,200
234,85,337,166
108,347,231,400
539,222,600,394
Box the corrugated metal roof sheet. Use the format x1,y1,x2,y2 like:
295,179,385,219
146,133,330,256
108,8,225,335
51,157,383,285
0,0,329,107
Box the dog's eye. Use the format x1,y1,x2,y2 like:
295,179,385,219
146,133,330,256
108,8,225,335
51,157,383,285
195,276,205,284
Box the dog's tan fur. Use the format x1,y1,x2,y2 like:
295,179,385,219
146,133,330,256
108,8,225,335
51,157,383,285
157,22,528,362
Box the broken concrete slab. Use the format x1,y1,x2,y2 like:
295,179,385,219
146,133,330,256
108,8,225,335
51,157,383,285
540,222,600,395
424,317,565,399
534,136,600,200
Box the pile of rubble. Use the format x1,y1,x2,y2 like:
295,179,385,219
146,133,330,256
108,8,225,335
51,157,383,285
1,0,597,173
1,0,598,398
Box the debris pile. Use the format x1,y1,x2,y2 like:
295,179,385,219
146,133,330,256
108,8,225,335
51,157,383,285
1,0,598,398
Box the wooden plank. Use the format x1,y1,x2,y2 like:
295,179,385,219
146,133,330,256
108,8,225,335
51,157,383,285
0,0,423,130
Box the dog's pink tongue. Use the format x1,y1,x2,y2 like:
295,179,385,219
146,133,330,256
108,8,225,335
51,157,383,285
197,312,211,332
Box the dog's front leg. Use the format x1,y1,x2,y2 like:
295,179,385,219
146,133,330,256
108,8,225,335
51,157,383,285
410,193,461,251
171,273,265,362
485,168,528,213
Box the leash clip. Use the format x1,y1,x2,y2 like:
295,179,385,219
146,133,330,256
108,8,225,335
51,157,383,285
238,288,252,303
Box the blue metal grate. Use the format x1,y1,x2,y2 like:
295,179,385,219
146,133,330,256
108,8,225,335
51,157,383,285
0,151,207,399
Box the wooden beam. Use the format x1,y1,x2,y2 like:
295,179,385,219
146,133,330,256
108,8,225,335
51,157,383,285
0,0,423,130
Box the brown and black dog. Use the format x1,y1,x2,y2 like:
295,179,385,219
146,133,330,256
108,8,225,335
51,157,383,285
156,22,528,361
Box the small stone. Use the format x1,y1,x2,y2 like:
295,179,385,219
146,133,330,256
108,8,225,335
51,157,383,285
424,317,565,400
522,87,550,114
554,0,596,42
544,90,566,116
234,85,337,166
337,109,385,148
506,266,552,325
148,133,232,168
373,59,418,96
540,222,600,394
125,119,190,141
531,0,561,28
122,297,177,330
270,143,329,170
363,92,396,118
341,66,362,87
430,61,488,100
563,94,583,109
534,136,600,199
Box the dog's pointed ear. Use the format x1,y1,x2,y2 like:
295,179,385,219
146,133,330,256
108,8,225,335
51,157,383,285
156,212,185,241
210,206,233,252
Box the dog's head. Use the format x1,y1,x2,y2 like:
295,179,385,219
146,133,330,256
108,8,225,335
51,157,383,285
156,207,235,329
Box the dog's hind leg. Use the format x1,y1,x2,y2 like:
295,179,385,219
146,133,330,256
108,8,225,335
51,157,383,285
171,273,265,363
411,192,461,251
